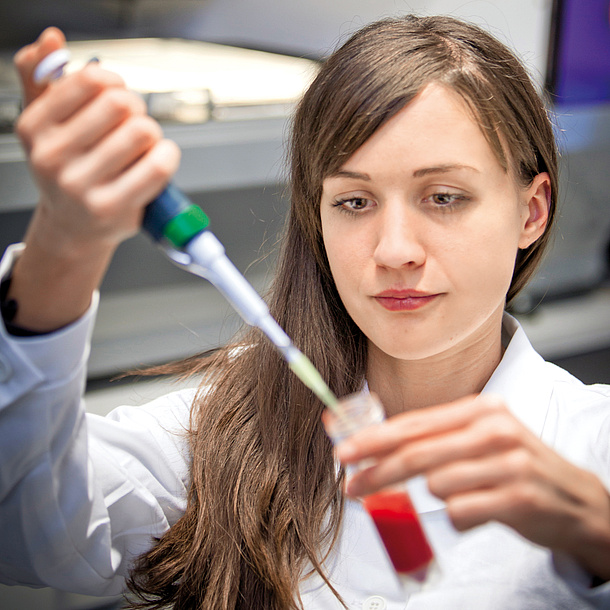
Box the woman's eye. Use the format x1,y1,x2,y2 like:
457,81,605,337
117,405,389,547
429,192,464,206
333,197,374,212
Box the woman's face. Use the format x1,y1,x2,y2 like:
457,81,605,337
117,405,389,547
320,83,549,364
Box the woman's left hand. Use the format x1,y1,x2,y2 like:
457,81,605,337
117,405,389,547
334,393,610,581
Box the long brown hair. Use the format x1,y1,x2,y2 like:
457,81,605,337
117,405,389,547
127,14,559,609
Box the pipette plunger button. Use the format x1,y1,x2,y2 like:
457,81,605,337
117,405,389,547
33,49,71,84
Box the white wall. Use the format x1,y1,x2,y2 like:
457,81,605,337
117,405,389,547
169,0,553,85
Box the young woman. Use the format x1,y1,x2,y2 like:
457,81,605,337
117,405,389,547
1,14,609,610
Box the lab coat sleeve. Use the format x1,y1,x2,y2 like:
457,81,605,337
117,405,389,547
550,384,610,608
0,244,191,596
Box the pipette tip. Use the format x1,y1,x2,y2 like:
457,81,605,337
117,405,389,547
287,350,338,411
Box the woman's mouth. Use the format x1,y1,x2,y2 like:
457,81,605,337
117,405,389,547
373,290,441,312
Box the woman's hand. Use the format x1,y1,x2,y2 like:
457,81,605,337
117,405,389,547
334,393,610,581
15,28,180,251
7,28,181,331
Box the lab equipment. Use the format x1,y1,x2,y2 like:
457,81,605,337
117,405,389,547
33,49,339,412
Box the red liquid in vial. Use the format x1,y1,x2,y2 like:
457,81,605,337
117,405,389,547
364,489,434,577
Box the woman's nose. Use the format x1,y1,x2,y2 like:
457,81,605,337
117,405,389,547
372,206,426,269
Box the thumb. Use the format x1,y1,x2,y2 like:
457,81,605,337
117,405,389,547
14,27,67,107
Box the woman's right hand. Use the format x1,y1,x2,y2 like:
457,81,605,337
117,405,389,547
7,28,181,332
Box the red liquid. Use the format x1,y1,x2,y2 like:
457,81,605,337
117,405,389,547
364,489,434,576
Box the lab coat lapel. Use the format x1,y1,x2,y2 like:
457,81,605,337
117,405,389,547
483,313,554,438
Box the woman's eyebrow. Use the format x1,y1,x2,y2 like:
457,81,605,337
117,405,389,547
327,164,479,182
327,169,372,181
413,164,480,177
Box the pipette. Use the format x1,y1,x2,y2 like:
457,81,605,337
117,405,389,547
141,185,338,410
34,49,339,412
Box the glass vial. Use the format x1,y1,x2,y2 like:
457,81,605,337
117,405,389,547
324,391,438,593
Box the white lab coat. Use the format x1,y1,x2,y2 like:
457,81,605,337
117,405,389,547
0,243,609,609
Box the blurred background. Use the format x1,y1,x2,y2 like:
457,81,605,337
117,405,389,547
0,0,609,607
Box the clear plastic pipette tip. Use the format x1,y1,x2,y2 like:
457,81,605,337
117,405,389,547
256,315,338,410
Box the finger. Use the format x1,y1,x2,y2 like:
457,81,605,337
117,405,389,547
427,448,537,499
344,409,531,496
336,393,505,464
14,27,66,106
59,86,148,154
450,469,610,568
16,64,126,149
446,482,561,535
28,88,148,177
60,115,163,190
47,138,180,247
86,138,181,225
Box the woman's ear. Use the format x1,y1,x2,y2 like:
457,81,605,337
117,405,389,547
518,172,551,249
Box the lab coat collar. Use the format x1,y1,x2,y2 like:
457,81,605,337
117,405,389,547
362,313,552,437
483,313,553,438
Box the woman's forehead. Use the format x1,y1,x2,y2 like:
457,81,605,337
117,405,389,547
327,84,507,180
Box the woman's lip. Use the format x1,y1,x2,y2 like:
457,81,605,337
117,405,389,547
374,289,434,298
373,292,440,311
